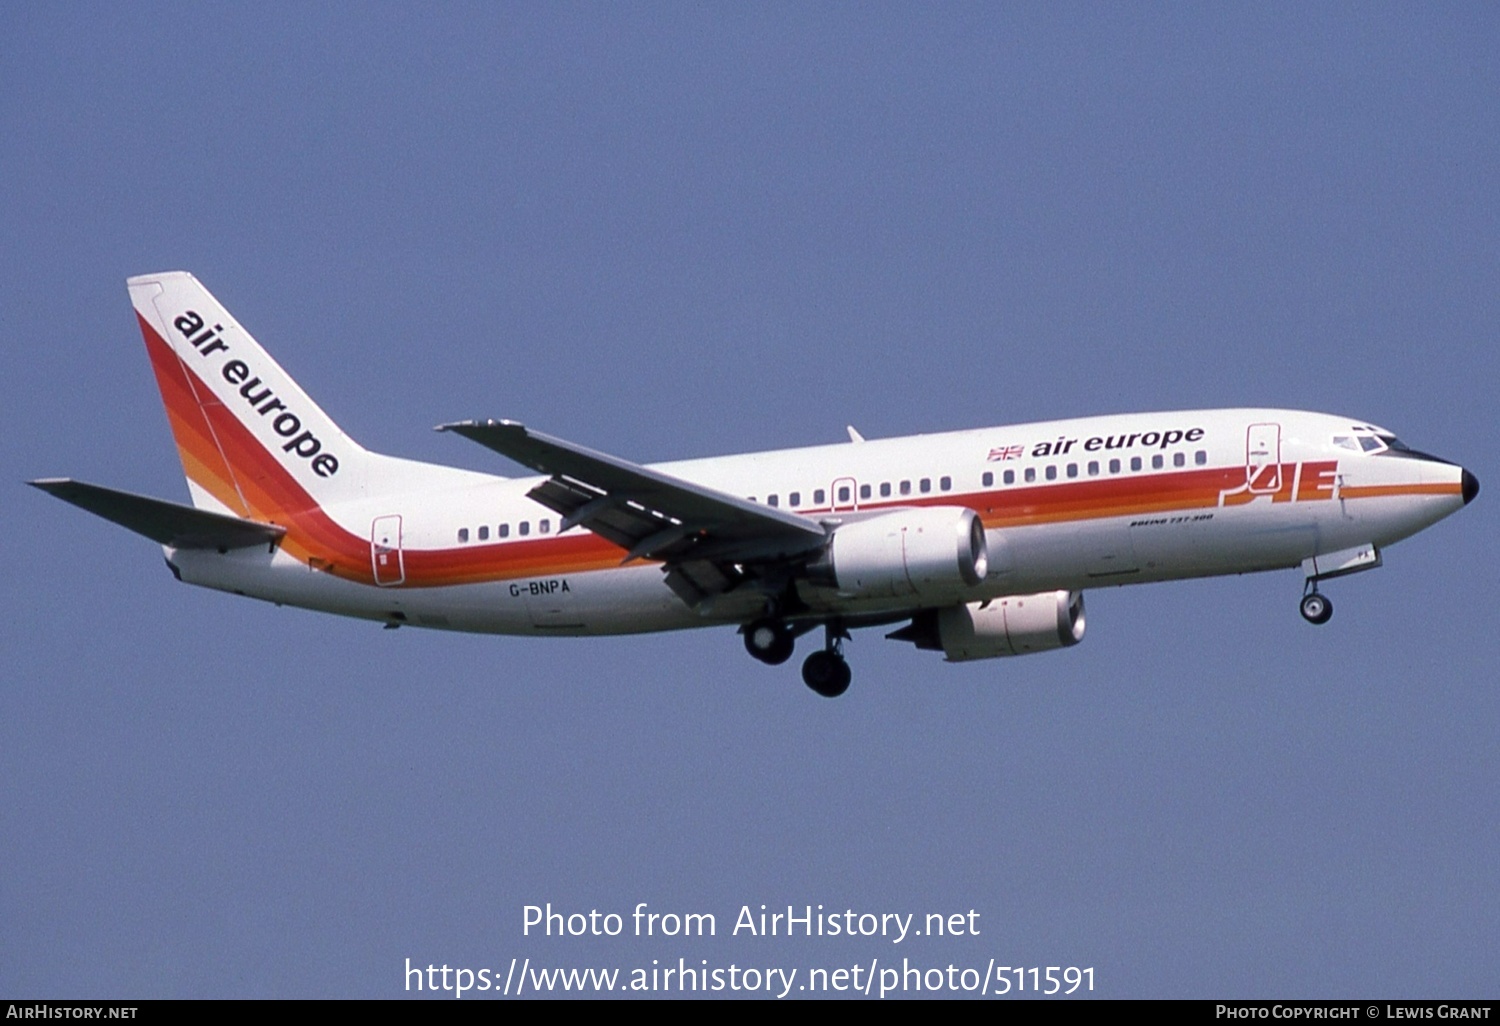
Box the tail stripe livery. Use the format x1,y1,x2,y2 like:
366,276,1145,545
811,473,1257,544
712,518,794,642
139,307,252,519
129,273,369,509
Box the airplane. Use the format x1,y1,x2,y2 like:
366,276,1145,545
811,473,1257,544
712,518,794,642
31,272,1479,697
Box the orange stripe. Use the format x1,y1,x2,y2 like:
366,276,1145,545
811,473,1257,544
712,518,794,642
1340,483,1460,499
142,312,249,517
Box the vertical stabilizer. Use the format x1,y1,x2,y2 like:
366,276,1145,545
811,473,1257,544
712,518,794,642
129,272,371,518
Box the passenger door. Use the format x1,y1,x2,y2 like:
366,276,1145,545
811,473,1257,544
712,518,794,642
1246,423,1282,494
370,515,404,586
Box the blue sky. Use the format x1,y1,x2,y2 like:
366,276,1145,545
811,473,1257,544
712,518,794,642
3,3,1496,998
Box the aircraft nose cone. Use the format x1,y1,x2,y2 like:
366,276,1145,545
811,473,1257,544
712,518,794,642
1462,468,1479,505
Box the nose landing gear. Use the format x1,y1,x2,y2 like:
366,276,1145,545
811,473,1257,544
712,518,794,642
1298,544,1384,625
1300,584,1333,625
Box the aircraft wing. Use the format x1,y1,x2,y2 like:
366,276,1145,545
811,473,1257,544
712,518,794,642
29,478,286,550
438,419,828,603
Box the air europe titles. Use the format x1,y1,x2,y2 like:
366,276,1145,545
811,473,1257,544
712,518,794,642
173,309,340,477
1028,426,1205,458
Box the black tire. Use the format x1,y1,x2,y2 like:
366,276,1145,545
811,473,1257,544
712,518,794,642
830,656,852,695
744,619,794,665
802,650,851,698
1300,593,1333,625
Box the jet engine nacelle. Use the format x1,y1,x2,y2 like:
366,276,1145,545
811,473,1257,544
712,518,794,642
889,590,1086,661
811,507,988,600
937,591,1085,660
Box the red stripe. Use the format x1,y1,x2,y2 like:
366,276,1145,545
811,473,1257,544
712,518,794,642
141,312,249,517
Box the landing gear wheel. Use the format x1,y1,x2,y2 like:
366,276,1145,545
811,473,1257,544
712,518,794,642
802,650,852,698
744,619,795,665
1300,592,1333,625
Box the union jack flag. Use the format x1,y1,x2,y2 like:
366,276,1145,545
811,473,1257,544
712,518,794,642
987,445,1024,461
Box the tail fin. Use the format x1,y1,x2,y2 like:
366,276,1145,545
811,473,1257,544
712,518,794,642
129,272,371,518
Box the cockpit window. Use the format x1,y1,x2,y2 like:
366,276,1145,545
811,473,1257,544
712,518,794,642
1335,429,1409,455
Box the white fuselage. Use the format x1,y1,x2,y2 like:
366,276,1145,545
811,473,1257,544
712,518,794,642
167,407,1470,636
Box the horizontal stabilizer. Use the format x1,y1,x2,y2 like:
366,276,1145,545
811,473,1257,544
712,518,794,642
29,478,286,550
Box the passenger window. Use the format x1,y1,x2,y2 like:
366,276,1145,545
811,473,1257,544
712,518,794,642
1066,463,1078,479
1152,454,1164,469
1130,457,1142,472
939,476,952,491
1045,465,1057,481
1173,452,1185,467
858,484,871,500
1088,460,1099,476
789,491,801,506
1109,458,1121,474
1195,450,1207,465
900,481,911,496
814,489,826,504
1024,467,1036,483
768,494,779,507
519,522,530,536
982,471,994,487
458,527,469,543
1003,470,1015,485
539,519,550,534
919,478,931,494
478,525,489,541
880,482,891,498
499,523,510,538
837,486,850,502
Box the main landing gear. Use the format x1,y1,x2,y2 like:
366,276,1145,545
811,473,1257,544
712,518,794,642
742,618,853,697
1300,582,1333,625
743,618,795,665
801,625,852,698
